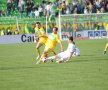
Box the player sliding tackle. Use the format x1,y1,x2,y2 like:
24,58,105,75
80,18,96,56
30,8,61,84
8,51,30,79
62,32,80,57
42,32,80,63
36,27,64,64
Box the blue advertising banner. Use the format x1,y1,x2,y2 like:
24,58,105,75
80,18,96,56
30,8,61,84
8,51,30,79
88,30,107,37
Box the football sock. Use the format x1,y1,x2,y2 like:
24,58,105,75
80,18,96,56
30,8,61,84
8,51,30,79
38,54,46,62
36,48,40,56
104,43,108,51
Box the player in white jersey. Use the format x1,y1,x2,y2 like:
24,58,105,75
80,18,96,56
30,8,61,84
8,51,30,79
62,32,80,57
42,36,76,63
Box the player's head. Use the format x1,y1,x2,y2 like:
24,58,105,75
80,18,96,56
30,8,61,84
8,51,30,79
36,22,41,28
53,27,58,34
68,36,73,42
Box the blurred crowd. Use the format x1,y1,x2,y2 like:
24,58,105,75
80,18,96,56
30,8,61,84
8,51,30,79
0,0,108,18
0,28,19,35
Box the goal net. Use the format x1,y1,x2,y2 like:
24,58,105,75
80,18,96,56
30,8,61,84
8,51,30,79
58,13,108,40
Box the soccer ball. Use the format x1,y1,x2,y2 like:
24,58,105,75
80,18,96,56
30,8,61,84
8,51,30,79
42,57,47,62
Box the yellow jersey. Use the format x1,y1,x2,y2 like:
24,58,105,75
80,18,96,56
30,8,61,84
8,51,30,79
34,27,47,44
46,33,61,48
34,27,46,36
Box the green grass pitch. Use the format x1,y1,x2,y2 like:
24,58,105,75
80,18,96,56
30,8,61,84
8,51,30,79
0,39,108,90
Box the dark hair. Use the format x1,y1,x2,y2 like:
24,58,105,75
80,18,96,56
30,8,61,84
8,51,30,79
68,36,73,41
53,27,58,31
36,22,40,25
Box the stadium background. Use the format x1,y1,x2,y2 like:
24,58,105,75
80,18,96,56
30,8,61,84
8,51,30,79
0,0,108,35
0,0,108,90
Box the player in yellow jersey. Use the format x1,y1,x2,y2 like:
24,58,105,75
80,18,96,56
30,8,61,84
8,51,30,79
103,24,108,54
36,27,64,64
34,22,48,60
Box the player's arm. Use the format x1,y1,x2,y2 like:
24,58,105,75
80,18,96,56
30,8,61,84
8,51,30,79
57,36,64,52
62,32,71,37
59,41,64,52
34,30,38,40
68,52,72,60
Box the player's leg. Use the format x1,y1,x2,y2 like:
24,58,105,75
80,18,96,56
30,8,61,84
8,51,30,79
104,43,108,51
36,47,53,64
36,51,48,64
36,43,43,60
103,43,108,54
56,57,69,63
44,52,65,63
42,51,68,63
40,51,48,62
36,38,47,60
46,51,65,62
50,51,56,62
52,51,56,55
56,52,69,63
43,55,58,62
56,56,69,63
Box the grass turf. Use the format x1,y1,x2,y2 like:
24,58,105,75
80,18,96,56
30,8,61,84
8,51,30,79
0,39,108,90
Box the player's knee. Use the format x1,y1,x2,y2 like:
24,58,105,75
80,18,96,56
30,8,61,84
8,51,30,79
36,46,40,49
36,43,42,49
43,51,47,55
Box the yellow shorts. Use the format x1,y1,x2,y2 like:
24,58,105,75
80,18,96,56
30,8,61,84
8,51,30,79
44,46,54,53
38,37,47,45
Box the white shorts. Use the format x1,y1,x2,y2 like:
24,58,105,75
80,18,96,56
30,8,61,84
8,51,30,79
57,51,70,61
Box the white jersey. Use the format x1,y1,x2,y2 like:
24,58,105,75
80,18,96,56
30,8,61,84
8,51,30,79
57,42,76,61
65,43,76,53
